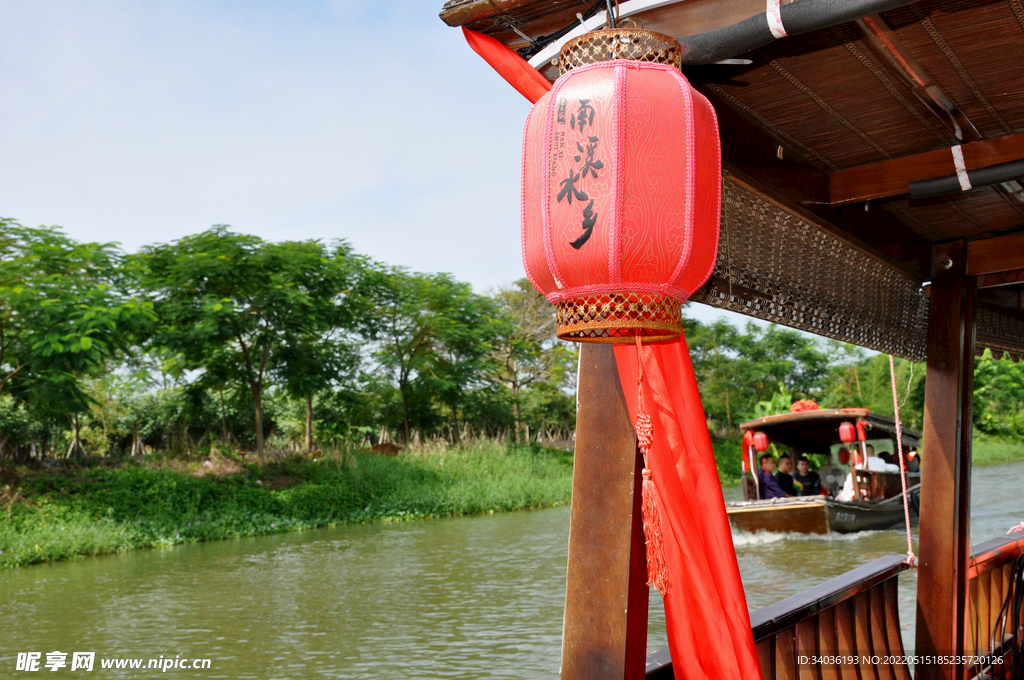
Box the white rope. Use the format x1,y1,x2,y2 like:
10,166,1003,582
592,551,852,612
889,355,917,567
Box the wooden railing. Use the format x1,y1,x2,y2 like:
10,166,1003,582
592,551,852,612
965,535,1024,680
645,555,912,679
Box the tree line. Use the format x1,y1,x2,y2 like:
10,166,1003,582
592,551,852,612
2,220,1021,466
0,222,576,465
684,316,1024,442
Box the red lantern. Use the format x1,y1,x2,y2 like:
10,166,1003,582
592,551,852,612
837,447,851,465
521,30,720,342
753,432,770,453
741,430,755,454
839,422,856,444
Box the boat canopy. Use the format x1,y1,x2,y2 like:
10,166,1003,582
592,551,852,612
739,408,921,455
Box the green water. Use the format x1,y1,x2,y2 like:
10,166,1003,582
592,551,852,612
2,462,1023,678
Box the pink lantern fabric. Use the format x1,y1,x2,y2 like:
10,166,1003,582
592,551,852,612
521,59,720,342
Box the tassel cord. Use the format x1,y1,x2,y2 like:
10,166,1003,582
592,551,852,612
636,334,671,596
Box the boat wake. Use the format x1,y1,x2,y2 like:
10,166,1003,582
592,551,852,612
730,529,886,546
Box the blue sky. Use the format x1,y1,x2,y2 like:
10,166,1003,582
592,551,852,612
0,0,753,327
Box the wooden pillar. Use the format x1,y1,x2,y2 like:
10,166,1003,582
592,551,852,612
915,240,976,680
561,344,649,680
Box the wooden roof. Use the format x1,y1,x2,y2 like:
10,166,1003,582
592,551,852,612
440,0,1024,357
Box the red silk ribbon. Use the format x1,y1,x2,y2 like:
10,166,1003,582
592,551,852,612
613,336,762,680
461,28,552,103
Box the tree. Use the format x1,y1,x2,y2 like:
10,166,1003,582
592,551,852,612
0,222,153,458
135,227,358,465
421,281,501,444
489,279,575,443
362,268,498,444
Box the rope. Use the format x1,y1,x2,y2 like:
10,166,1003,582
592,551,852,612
889,355,917,567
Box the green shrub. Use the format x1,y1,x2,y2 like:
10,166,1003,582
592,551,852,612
0,442,572,568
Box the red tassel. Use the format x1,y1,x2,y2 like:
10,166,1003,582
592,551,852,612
635,337,671,596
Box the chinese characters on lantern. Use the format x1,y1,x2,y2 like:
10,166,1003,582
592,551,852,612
556,97,604,250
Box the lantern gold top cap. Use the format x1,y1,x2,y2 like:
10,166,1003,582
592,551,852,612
558,28,682,75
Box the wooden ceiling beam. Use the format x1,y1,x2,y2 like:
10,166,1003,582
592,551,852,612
977,268,1024,290
698,85,931,280
830,131,1024,206
967,231,1024,276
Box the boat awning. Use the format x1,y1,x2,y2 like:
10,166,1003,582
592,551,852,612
739,409,921,454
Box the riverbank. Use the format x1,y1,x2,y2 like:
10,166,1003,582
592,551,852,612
0,443,573,569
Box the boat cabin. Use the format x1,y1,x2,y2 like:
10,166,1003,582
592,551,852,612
739,407,922,502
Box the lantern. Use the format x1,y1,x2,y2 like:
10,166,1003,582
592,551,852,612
837,447,851,465
741,430,755,454
839,422,856,444
521,29,720,342
753,432,770,453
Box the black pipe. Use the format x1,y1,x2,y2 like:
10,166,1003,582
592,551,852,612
677,0,917,65
909,158,1024,200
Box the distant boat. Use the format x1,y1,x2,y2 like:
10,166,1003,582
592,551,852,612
727,408,921,534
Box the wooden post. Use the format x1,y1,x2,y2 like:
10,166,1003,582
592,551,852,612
561,344,649,680
915,240,976,680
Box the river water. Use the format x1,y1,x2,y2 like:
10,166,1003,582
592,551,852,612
2,461,1023,678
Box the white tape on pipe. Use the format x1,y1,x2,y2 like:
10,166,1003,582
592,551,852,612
767,0,787,39
951,145,972,191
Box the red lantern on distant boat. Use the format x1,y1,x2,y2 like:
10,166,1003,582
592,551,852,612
741,430,755,454
520,30,720,342
753,432,770,453
839,422,856,444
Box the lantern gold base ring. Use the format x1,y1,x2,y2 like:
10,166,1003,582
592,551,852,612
555,292,683,343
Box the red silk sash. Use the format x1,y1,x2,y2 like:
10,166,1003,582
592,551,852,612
614,337,762,680
462,28,552,104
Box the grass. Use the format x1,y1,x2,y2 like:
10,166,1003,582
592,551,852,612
972,433,1024,465
0,442,573,569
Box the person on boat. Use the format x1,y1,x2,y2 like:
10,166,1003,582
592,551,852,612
775,454,798,496
793,456,822,496
758,454,787,499
862,444,900,472
878,450,896,466
906,448,921,472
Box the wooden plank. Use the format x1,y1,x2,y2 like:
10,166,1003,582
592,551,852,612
967,575,981,655
818,607,841,680
830,131,1024,205
978,572,991,653
988,570,1002,654
561,344,648,680
833,600,859,680
777,627,799,680
882,579,912,680
796,618,820,680
915,241,976,680
977,268,1024,289
967,232,1024,277
854,592,879,680
869,586,896,680
756,637,774,680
